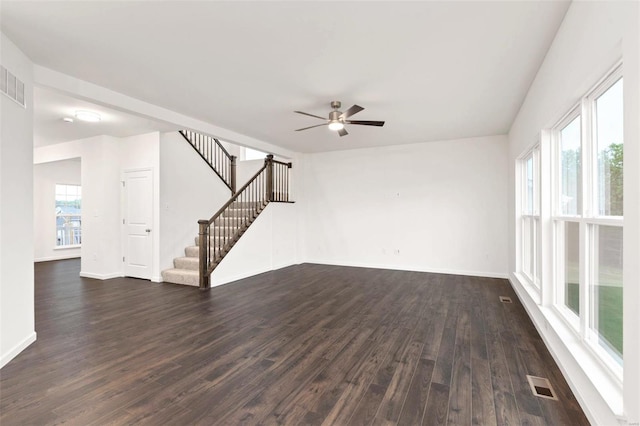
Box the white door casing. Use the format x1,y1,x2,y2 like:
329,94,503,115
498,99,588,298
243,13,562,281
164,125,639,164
122,169,153,279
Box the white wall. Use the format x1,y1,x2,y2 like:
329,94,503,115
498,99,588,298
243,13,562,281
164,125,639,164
35,136,121,279
508,2,639,424
235,159,265,187
0,33,36,368
302,135,509,278
34,133,161,280
119,132,161,280
211,202,299,286
159,132,231,272
34,158,81,262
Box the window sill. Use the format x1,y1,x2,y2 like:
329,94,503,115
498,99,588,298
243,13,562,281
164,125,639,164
510,273,623,421
54,245,81,250
513,271,541,304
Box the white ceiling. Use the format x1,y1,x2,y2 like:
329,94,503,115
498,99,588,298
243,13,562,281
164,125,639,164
2,1,570,153
34,87,176,147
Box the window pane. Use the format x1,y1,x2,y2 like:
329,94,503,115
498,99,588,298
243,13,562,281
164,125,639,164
595,78,624,216
525,156,534,214
559,116,581,215
55,184,82,247
562,221,580,315
523,217,532,278
244,147,266,161
593,225,623,361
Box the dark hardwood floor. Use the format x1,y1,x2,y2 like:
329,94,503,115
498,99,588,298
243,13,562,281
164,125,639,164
0,260,588,425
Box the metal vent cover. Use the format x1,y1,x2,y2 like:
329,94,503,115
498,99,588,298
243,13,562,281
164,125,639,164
0,65,26,108
499,296,513,303
526,375,558,400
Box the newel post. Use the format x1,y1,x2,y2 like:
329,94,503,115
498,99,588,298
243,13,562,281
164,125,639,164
198,220,210,290
230,155,237,194
265,154,274,201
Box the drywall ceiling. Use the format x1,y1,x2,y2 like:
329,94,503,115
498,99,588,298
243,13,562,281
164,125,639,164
34,87,176,147
1,1,570,153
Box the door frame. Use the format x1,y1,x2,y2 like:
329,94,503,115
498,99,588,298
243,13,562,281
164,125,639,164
121,167,155,280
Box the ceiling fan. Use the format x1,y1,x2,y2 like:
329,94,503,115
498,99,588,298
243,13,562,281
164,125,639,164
294,101,385,137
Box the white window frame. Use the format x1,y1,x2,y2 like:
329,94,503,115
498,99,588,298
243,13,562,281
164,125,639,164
551,63,623,379
518,144,541,294
551,106,583,332
55,184,82,248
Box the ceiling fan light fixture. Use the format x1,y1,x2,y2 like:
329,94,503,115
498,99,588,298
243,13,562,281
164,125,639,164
74,110,101,122
328,121,344,131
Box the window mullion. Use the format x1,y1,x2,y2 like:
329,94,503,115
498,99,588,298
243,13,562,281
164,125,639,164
578,98,589,338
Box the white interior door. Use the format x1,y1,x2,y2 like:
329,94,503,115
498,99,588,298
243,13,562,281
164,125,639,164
123,169,153,279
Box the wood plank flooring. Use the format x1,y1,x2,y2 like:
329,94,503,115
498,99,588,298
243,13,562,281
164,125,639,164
0,260,589,425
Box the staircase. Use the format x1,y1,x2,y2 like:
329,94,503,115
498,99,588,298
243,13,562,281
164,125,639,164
161,201,269,286
179,129,237,193
161,140,292,289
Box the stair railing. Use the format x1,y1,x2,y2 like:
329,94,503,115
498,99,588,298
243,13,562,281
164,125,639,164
197,154,292,289
180,130,237,193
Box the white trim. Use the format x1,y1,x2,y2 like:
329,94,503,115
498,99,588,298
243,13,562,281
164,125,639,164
79,271,122,280
0,332,36,369
53,244,81,250
510,273,623,424
305,259,509,279
35,253,80,262
121,168,154,280
150,275,163,283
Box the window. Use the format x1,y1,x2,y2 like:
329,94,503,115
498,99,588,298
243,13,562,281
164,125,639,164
55,184,82,247
554,111,582,319
242,147,267,161
519,146,541,289
552,66,623,369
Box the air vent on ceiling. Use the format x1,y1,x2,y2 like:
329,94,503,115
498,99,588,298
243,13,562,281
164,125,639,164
0,65,26,108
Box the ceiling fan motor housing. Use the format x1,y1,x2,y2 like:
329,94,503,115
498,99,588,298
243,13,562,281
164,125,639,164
329,110,342,122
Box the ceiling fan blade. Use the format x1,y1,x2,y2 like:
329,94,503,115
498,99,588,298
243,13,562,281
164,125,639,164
338,128,348,137
294,110,326,120
295,123,328,131
345,120,385,127
339,104,364,119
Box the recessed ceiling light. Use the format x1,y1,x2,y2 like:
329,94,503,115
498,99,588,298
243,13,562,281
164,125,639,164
74,110,101,122
62,117,74,123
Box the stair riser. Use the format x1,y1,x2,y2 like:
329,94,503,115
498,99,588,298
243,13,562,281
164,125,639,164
162,201,270,288
173,257,198,270
185,246,199,257
161,270,199,287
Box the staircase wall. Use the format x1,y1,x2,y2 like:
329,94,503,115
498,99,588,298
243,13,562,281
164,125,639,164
159,132,232,275
210,202,299,287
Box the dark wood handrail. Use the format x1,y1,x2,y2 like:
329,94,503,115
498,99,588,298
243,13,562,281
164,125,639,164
196,154,294,289
204,163,268,226
179,130,237,193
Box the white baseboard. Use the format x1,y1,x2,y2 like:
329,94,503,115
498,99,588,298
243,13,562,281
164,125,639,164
79,271,122,280
304,259,508,279
35,254,80,262
1,332,36,369
151,275,163,283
